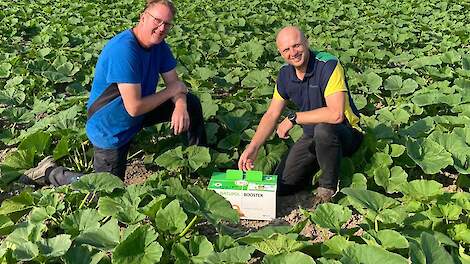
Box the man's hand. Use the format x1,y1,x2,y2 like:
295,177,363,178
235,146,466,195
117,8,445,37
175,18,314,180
276,117,294,139
171,102,190,135
238,145,259,171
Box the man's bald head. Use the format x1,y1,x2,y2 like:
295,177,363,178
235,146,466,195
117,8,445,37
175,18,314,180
276,26,307,49
275,26,310,69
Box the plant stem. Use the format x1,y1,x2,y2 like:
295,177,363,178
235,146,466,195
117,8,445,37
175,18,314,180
128,149,144,160
179,215,198,238
79,192,90,209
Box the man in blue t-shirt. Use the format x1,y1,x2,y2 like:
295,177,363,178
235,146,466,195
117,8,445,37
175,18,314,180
23,0,206,186
238,26,363,207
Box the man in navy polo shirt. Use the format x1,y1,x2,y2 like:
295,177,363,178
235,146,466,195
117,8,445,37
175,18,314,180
23,0,206,186
238,26,363,206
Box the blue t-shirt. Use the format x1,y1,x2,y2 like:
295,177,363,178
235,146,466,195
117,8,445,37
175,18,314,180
86,29,177,149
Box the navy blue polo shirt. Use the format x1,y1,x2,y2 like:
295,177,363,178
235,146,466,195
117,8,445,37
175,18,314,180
273,50,360,136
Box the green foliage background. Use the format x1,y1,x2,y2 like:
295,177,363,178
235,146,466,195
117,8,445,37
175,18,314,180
0,0,470,263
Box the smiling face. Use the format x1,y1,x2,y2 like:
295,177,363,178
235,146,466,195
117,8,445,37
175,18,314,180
276,27,309,69
139,3,174,47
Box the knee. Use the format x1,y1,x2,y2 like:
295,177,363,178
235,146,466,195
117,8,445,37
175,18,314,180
313,123,337,142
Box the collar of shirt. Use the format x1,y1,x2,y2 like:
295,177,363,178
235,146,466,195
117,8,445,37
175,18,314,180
288,50,316,83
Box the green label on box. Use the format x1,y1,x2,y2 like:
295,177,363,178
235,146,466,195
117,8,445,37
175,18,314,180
209,170,277,192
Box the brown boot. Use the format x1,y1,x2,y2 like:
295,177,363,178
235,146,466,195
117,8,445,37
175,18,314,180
19,156,56,186
311,187,336,209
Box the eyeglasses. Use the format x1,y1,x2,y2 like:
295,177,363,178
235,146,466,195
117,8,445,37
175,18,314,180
146,11,174,31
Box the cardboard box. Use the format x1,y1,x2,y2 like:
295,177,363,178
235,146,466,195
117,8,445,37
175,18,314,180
208,169,277,220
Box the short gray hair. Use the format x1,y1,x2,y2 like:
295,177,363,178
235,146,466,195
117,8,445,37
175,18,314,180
145,0,176,16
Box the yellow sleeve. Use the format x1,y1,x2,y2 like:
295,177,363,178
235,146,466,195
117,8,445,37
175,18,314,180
324,63,347,97
272,84,285,101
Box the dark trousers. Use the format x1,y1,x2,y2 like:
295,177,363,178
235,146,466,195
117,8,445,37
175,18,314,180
48,93,206,186
275,123,363,196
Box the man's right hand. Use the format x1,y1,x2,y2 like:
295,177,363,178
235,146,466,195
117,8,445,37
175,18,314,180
238,145,258,171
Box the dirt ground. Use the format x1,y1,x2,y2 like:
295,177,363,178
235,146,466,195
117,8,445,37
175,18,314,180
122,160,366,243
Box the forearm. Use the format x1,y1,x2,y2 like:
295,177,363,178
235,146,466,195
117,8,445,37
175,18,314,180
296,107,344,125
249,113,279,150
172,92,187,107
128,89,175,116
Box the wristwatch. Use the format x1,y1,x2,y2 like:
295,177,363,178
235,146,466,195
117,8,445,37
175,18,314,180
287,112,297,125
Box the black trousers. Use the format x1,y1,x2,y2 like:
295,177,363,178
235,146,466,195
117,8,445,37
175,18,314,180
48,93,206,186
275,123,363,196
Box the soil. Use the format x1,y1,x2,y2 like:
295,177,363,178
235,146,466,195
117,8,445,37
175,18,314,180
121,160,366,244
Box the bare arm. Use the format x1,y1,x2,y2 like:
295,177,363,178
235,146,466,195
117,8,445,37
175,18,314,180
276,91,345,139
161,69,188,107
238,98,286,170
296,91,345,125
118,83,179,117
118,69,187,118
161,69,190,135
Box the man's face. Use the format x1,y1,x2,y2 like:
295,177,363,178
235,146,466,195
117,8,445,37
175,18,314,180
142,4,174,46
276,31,308,68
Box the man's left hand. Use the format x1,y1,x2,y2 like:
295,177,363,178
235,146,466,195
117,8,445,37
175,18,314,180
276,117,294,139
171,103,190,135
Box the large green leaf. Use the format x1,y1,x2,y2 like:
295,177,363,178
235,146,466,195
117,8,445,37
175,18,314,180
241,70,269,88
251,233,305,255
0,191,34,215
341,188,399,213
205,246,255,264
321,235,354,258
420,232,453,264
218,112,251,132
383,75,402,91
18,132,51,157
71,172,125,193
112,225,163,264
406,138,453,174
262,251,316,264
400,180,443,202
186,186,239,225
172,235,214,264
2,222,44,261
374,166,408,194
399,117,435,138
449,224,470,244
98,191,145,224
217,133,241,150
64,246,109,264
365,152,392,177
155,200,188,234
2,149,35,169
75,218,120,250
308,203,352,233
254,143,288,174
186,146,211,171
61,209,104,237
154,146,186,170
363,72,382,93
0,63,12,78
193,67,217,81
373,230,409,250
428,131,470,174
0,215,14,235
37,234,72,258
236,226,292,244
341,244,408,264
